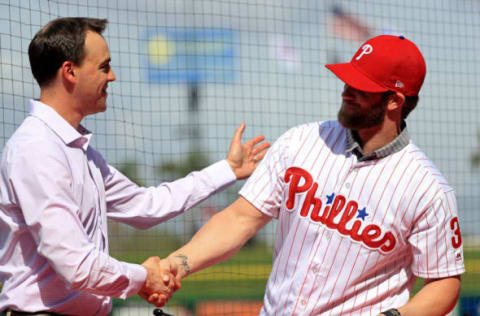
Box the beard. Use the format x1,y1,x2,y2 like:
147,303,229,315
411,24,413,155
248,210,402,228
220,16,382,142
337,93,390,130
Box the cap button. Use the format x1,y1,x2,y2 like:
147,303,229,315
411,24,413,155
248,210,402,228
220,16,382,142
399,35,405,40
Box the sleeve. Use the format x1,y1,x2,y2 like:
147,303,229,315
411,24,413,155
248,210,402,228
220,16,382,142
408,190,465,278
103,158,236,229
7,140,147,299
239,129,292,218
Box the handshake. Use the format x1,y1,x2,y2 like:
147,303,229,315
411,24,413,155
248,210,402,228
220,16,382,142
138,255,187,307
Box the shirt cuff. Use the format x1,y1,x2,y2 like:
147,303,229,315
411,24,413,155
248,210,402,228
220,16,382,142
204,160,237,191
122,263,147,299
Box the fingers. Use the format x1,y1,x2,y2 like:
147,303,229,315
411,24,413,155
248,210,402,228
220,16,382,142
160,265,172,285
147,293,168,307
251,141,270,157
142,256,161,268
226,123,270,179
244,134,265,148
140,256,180,307
143,274,174,307
162,273,170,284
173,276,182,291
140,290,167,307
248,135,270,164
159,258,181,291
232,122,246,144
161,258,178,277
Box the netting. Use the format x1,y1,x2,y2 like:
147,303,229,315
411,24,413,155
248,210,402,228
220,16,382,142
1,0,479,315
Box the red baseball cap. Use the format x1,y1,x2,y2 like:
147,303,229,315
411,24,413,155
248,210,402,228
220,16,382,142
325,35,426,96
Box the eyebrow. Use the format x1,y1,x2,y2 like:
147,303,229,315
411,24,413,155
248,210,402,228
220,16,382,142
99,58,111,67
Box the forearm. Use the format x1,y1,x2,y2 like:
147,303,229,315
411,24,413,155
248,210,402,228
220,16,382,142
168,209,256,277
26,198,147,298
106,160,236,228
51,245,146,298
394,276,461,316
168,197,271,278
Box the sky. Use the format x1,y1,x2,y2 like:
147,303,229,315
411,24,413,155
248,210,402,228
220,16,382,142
1,0,480,237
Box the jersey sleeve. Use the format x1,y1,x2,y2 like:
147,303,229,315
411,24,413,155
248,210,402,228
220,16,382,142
239,129,293,218
408,190,465,278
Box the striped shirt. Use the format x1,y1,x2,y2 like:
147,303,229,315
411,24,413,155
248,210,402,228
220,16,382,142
239,120,465,316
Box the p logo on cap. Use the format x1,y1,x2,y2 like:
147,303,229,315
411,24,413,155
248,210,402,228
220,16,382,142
325,35,426,96
355,44,373,61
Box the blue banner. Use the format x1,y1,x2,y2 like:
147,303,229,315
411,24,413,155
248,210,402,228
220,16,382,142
145,28,236,83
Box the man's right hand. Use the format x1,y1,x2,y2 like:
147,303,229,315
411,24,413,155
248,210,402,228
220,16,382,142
139,256,181,307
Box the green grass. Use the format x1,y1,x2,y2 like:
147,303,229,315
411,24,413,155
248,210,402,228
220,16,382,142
465,247,480,259
111,232,480,313
112,241,271,311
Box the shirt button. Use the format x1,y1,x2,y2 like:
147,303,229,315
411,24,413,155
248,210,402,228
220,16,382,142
312,267,318,274
345,182,351,189
301,300,307,306
325,231,332,240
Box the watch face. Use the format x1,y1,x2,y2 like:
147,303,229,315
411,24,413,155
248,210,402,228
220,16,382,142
382,309,401,316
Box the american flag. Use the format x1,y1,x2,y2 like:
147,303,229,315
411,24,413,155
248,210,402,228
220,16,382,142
328,5,372,42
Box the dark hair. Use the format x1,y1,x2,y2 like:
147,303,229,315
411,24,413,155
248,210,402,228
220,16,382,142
28,17,108,87
383,91,419,120
402,95,419,120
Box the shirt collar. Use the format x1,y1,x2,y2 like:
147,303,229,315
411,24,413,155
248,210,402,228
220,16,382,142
29,99,92,151
345,121,410,161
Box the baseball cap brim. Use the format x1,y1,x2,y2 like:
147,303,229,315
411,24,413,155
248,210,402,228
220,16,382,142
325,63,389,93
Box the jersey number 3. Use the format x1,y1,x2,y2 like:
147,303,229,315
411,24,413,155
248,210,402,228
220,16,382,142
450,217,462,249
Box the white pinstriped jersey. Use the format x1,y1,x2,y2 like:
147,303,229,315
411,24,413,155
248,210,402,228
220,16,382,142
239,120,465,316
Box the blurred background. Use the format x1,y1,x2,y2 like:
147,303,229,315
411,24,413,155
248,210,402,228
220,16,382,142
1,0,480,315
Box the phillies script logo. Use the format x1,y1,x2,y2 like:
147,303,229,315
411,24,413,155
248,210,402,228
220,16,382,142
284,167,396,253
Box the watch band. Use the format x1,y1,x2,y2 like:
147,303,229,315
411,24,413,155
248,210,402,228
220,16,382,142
381,308,401,316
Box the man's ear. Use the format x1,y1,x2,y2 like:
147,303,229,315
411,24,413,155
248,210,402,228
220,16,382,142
387,92,405,111
60,61,76,84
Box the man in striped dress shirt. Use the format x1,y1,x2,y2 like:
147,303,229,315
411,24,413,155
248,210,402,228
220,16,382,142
0,17,270,315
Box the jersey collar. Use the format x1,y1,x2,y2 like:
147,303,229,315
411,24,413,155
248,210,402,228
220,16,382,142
345,121,410,161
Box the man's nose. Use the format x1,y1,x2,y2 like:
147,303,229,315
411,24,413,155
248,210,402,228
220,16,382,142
109,69,116,82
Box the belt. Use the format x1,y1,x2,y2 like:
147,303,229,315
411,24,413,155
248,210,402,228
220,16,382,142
3,310,65,316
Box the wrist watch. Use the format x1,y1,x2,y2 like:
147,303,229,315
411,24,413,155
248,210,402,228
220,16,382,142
381,308,401,316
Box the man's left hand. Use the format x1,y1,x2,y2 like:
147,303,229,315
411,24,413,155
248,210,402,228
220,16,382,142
226,122,270,179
